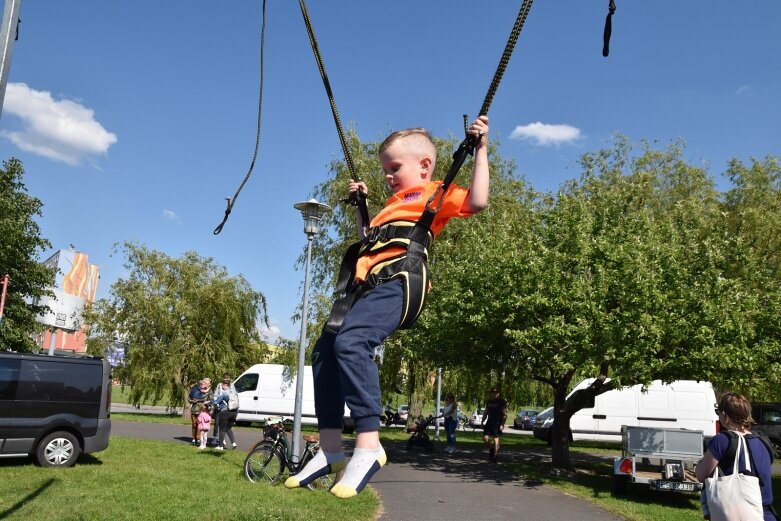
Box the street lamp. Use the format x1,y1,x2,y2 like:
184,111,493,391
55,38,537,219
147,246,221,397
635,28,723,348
291,198,331,463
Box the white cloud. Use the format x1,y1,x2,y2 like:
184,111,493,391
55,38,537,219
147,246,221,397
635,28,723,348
259,320,281,344
162,209,181,222
509,122,582,146
736,85,751,95
0,82,117,165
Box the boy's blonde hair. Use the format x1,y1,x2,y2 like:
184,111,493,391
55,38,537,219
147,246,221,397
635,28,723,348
380,128,437,172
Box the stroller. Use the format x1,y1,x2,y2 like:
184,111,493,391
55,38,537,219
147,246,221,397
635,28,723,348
406,415,435,451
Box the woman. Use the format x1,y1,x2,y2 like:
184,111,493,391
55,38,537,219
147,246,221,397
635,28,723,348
188,378,212,445
695,392,776,520
442,394,459,454
211,378,238,450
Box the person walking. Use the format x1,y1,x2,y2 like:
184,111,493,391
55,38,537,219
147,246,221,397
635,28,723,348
442,393,459,454
696,392,777,520
211,378,239,450
481,388,507,463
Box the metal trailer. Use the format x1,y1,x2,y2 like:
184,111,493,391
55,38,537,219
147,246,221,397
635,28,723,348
613,425,704,494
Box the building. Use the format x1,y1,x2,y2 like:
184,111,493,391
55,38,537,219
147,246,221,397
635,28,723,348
31,249,100,353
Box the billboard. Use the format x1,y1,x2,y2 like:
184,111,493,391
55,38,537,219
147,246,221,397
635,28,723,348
35,250,100,352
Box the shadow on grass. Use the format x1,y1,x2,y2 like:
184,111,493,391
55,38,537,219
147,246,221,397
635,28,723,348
0,477,56,519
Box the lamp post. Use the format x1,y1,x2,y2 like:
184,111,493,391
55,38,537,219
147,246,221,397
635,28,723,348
291,198,331,462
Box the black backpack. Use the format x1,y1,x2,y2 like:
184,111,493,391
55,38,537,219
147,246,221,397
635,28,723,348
719,430,774,476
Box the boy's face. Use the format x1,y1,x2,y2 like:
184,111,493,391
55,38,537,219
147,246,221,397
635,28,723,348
380,139,432,194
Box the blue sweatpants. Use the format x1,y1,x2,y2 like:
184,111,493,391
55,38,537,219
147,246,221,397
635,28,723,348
311,279,403,433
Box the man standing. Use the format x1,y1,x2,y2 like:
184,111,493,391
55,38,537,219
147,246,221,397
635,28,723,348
481,388,507,463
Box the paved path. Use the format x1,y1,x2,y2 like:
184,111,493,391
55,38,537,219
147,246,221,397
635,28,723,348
110,415,623,521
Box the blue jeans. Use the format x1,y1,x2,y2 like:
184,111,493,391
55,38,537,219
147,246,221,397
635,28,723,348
312,280,403,433
444,417,457,447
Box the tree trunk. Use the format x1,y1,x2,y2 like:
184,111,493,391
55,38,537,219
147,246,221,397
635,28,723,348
550,379,572,469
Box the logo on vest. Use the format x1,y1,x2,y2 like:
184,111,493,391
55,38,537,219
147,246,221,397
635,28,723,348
404,191,422,202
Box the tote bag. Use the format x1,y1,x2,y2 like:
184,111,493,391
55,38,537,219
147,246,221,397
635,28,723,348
705,433,764,521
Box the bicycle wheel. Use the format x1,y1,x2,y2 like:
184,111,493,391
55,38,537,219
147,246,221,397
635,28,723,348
244,441,285,484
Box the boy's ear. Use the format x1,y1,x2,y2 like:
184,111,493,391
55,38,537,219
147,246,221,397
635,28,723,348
419,156,433,179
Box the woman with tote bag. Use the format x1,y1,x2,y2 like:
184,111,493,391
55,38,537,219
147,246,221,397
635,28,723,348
696,392,776,521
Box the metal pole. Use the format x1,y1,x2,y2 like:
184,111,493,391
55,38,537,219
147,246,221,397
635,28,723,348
0,0,22,118
0,274,8,326
291,233,314,463
434,367,442,440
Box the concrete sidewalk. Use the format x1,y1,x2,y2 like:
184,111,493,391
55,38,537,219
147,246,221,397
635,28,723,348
111,417,623,521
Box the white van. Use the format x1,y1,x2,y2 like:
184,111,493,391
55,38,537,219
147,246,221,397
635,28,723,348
233,364,353,431
534,378,718,443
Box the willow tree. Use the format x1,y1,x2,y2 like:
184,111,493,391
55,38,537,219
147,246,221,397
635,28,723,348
0,158,56,352
85,242,269,415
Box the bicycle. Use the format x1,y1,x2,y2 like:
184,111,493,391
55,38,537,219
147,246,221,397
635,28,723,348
243,417,335,490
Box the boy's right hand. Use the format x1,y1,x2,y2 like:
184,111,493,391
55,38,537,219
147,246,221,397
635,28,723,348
348,179,368,196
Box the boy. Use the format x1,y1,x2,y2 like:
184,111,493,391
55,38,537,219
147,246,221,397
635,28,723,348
285,116,489,498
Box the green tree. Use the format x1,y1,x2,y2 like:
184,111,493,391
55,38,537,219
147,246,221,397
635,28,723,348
0,158,55,352
85,242,269,416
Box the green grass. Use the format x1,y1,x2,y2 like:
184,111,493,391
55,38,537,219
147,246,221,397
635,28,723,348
0,436,378,521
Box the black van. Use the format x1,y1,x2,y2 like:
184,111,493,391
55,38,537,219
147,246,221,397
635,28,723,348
751,403,781,458
0,351,112,467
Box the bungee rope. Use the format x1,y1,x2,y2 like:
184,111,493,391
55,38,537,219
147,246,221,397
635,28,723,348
602,0,617,58
426,0,534,214
297,0,370,226
214,0,570,234
214,0,268,235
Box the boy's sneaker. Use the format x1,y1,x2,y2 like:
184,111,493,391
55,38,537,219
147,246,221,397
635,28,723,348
232,442,238,449
214,446,224,451
191,439,197,445
199,444,206,450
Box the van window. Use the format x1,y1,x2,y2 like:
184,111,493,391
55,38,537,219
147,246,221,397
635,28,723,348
16,361,101,402
234,373,259,393
761,407,781,424
0,358,21,400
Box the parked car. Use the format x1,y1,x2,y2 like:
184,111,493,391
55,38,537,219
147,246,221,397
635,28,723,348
513,409,540,430
398,404,409,422
532,406,555,442
751,403,781,458
470,408,486,427
0,351,112,467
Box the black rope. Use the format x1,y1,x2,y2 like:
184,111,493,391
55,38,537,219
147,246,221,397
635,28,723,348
214,0,267,235
602,0,616,57
427,0,534,212
297,0,369,225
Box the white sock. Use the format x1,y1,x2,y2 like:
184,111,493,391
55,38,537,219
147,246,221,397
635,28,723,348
284,450,345,489
330,446,386,499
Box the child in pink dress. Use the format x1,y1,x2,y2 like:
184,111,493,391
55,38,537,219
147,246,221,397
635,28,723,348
196,403,212,449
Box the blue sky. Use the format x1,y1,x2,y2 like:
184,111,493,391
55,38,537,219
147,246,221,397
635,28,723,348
1,1,779,342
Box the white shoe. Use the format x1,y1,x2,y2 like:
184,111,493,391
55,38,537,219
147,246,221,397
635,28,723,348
215,446,224,451
232,442,238,449
199,444,206,450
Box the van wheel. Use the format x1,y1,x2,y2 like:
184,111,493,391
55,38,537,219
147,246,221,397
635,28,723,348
36,431,81,467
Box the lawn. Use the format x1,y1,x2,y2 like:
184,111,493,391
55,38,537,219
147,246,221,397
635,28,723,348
0,436,378,521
